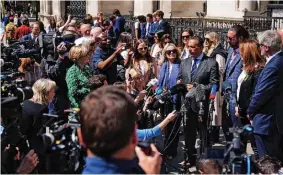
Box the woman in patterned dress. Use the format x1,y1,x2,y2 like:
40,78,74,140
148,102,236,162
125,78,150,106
66,45,93,108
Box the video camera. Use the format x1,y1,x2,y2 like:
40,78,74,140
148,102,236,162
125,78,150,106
37,109,83,173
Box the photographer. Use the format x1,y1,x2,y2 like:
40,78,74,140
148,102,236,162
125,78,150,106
41,42,73,116
22,22,40,41
79,86,162,174
20,79,56,173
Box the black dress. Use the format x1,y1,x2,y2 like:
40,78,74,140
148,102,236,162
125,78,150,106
20,100,48,172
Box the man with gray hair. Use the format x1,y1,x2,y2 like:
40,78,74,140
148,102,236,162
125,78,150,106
247,30,283,162
74,24,92,46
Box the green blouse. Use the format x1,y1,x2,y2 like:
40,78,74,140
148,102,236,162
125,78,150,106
66,63,93,108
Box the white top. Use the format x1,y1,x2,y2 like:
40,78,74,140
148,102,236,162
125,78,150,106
266,50,281,65
134,21,139,29
169,63,173,78
120,50,128,60
237,70,247,100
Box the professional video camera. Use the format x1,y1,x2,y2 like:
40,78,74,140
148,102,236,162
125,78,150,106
38,110,83,173
201,124,254,174
1,72,33,104
1,41,40,71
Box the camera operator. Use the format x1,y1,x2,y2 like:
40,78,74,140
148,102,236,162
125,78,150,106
79,86,162,174
18,57,41,86
20,79,56,173
177,36,219,166
22,22,40,41
40,42,73,117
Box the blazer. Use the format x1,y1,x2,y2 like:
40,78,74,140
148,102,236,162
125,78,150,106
178,54,219,92
238,68,263,117
248,51,283,135
156,20,170,34
224,48,243,101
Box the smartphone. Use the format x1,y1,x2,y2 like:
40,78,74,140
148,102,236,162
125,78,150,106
137,141,152,156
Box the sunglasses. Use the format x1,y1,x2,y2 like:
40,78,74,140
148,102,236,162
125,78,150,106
205,38,211,42
165,49,177,55
138,47,148,51
226,36,236,41
182,35,190,39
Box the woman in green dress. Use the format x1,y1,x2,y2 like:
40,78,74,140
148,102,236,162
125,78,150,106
66,45,93,108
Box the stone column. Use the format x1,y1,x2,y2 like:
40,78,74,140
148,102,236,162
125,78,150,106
52,0,65,20
134,0,154,16
159,0,172,18
86,0,101,16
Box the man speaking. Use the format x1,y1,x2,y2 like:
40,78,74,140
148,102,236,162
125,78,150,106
177,36,219,166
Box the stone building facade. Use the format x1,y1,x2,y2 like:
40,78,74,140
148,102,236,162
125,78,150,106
39,0,278,25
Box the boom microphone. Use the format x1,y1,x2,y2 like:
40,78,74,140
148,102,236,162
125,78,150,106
168,84,187,95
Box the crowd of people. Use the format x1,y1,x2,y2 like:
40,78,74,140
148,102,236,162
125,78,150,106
1,7,283,174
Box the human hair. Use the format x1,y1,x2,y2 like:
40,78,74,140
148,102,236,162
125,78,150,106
37,21,45,32
31,79,56,105
161,43,181,64
68,45,89,62
203,32,220,56
116,32,133,48
229,25,250,41
18,58,40,72
49,16,56,29
239,40,265,73
258,30,282,52
88,74,107,90
133,39,152,63
83,14,93,24
255,156,282,174
146,14,153,18
22,18,29,26
190,36,204,47
196,159,222,174
137,15,146,23
79,86,138,157
155,10,164,18
113,9,121,16
113,81,127,91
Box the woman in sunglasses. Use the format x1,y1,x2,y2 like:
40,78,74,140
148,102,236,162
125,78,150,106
126,39,156,91
203,32,227,145
157,43,181,159
179,29,193,60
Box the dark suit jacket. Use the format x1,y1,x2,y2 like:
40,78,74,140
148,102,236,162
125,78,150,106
238,68,263,117
248,51,283,135
178,54,219,92
156,20,170,34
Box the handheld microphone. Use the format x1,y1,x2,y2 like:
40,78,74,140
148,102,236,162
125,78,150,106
64,108,80,113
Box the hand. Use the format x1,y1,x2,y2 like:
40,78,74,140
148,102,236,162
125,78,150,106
186,84,193,90
127,50,134,58
166,110,177,121
137,90,147,101
235,106,240,117
68,14,71,20
115,43,126,54
177,79,182,84
145,96,153,105
136,144,162,174
16,150,38,174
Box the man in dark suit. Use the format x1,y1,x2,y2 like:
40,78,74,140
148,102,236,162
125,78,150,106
112,9,125,36
247,30,283,162
155,10,170,35
22,22,40,41
222,25,249,141
178,36,219,165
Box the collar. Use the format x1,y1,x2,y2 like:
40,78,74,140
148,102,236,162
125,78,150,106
266,50,281,65
84,156,138,173
193,52,204,61
233,48,239,54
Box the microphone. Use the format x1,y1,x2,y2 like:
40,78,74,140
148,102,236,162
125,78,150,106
168,84,187,95
222,81,232,94
209,84,218,100
64,108,80,113
145,78,158,91
195,84,206,102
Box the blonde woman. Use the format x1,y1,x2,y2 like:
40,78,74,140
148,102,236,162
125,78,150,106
203,32,227,144
66,45,93,108
20,79,56,172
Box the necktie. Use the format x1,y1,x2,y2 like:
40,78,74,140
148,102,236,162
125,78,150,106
191,59,198,79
